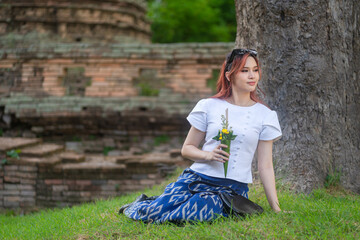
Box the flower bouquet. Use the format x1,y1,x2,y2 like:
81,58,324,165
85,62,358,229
212,108,237,177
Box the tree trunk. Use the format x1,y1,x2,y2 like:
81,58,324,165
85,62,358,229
235,0,359,193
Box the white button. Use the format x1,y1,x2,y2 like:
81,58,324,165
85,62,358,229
244,128,247,130
247,116,250,119
246,122,249,125
232,167,235,169
237,147,240,150
242,134,245,136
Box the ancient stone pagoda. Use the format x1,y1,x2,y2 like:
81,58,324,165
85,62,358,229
0,0,233,210
0,0,151,43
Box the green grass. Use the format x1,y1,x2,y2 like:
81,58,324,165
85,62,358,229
0,169,359,240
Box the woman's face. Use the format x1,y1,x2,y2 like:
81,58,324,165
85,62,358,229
229,56,259,93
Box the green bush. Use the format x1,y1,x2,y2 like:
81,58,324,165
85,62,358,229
148,0,237,43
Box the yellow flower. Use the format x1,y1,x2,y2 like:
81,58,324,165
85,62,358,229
219,133,223,140
222,129,229,134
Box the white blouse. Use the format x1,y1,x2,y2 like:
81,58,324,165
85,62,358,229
186,98,282,183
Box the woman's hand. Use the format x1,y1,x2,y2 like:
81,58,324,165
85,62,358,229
182,127,230,163
204,144,229,163
273,206,282,213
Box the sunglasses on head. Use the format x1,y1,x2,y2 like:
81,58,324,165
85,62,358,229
225,48,258,71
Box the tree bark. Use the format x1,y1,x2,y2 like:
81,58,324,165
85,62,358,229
235,0,359,193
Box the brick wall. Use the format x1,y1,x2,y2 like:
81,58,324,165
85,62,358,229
0,145,189,210
0,43,233,98
0,42,233,141
0,165,38,208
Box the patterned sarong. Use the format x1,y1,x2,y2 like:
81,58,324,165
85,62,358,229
124,168,249,224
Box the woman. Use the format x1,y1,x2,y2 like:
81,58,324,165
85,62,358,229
120,48,282,223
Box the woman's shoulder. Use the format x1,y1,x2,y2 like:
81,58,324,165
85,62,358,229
255,102,272,112
195,98,223,106
254,103,280,122
190,98,213,113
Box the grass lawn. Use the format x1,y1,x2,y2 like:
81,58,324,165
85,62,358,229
0,168,359,240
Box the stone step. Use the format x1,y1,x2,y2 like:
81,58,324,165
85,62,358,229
9,155,62,167
59,151,85,163
0,137,42,153
169,149,182,158
59,161,126,170
20,143,64,157
115,150,188,165
122,152,184,164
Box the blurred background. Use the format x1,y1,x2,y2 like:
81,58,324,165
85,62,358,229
0,0,238,210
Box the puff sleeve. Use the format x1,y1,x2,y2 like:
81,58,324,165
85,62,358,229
259,110,282,141
186,99,208,132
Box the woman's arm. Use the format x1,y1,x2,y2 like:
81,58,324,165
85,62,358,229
181,126,229,163
257,140,281,212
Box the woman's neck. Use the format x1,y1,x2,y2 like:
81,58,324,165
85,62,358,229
227,92,255,107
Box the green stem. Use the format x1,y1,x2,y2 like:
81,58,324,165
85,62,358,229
221,139,231,177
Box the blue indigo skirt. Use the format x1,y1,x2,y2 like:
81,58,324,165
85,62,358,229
123,168,249,224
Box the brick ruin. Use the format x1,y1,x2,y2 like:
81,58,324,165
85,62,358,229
0,0,151,44
0,1,234,210
0,42,232,146
0,137,190,210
